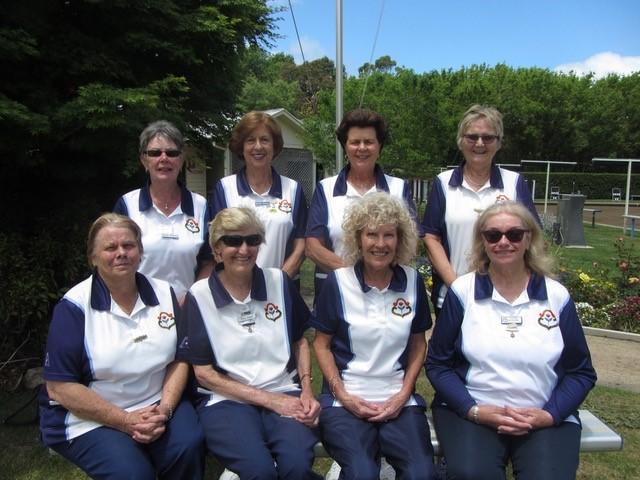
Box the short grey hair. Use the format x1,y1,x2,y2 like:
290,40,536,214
456,104,503,150
139,120,184,155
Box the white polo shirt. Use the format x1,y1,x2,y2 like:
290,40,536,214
426,271,597,424
184,266,310,407
114,183,212,298
209,167,307,270
422,164,539,307
306,164,420,295
40,273,184,446
311,262,432,407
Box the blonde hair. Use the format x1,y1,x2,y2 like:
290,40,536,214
342,192,418,266
87,213,143,267
456,104,503,150
209,207,265,250
468,201,554,277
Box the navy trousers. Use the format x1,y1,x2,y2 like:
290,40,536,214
50,399,205,480
433,405,581,480
320,406,437,480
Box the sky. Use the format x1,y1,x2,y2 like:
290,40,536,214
268,0,640,78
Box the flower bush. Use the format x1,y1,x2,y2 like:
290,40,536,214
608,296,640,334
561,237,640,333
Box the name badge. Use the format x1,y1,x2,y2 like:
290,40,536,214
501,315,523,338
160,225,179,239
239,309,256,332
255,200,271,208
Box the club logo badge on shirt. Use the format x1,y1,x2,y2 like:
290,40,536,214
158,311,176,329
391,298,412,317
184,218,200,233
277,199,292,213
538,309,559,330
264,302,282,321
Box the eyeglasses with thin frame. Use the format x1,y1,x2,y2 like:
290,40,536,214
463,134,500,145
144,149,182,158
219,234,263,247
481,228,529,244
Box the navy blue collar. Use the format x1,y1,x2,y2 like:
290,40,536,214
332,164,390,197
236,167,283,198
90,270,160,311
474,271,548,301
138,182,194,216
353,260,407,293
449,162,504,190
208,264,268,308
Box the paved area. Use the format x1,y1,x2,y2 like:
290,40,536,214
585,334,640,393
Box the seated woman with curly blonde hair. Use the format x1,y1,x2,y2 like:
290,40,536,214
312,192,437,479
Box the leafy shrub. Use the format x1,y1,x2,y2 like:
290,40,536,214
608,296,640,334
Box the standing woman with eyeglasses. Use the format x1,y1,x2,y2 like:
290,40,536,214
114,120,213,304
426,201,596,479
422,105,539,314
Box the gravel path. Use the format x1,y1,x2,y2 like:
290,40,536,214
585,333,640,393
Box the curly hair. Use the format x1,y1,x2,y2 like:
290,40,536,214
456,104,503,150
335,108,389,151
341,192,418,266
468,201,555,277
208,207,265,251
228,111,284,160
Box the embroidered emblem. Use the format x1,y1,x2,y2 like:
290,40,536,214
158,311,176,329
391,298,412,317
179,336,190,350
184,218,200,233
277,199,292,213
264,302,282,321
538,309,559,329
495,194,510,203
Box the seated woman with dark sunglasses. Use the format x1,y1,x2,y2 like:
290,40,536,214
183,207,322,480
426,200,596,480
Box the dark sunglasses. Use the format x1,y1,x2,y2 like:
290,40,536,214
144,149,182,158
463,134,499,145
220,234,262,247
481,228,529,244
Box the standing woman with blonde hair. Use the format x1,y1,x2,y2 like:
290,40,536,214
422,105,539,314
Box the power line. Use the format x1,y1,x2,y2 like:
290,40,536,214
359,0,386,108
288,0,306,64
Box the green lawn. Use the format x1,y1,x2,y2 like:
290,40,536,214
553,224,638,273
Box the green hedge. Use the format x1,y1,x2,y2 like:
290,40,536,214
521,172,640,200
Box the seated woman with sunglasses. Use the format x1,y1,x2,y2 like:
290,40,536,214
184,207,322,480
114,120,213,303
422,105,539,314
426,201,596,480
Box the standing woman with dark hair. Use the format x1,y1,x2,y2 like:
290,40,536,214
306,108,420,299
209,111,308,283
114,120,213,303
